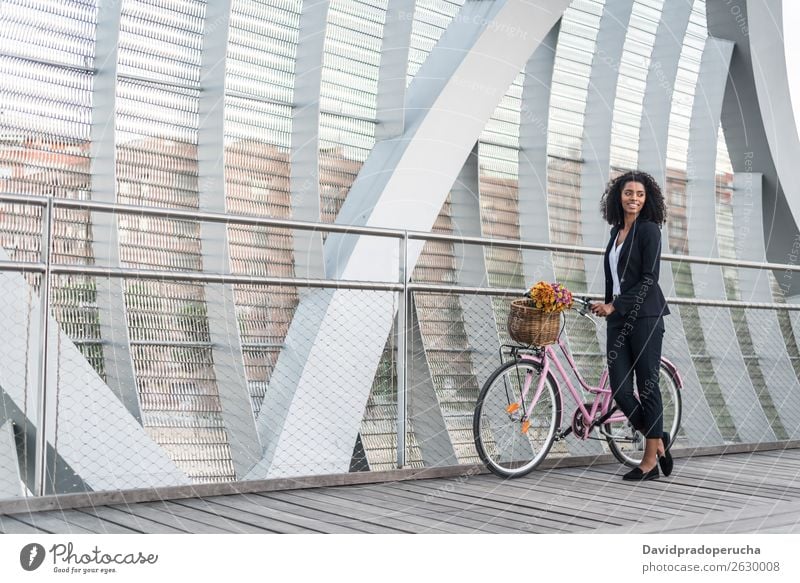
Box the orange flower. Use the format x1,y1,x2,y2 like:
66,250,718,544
527,281,573,313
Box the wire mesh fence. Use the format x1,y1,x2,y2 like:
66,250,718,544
2,194,800,501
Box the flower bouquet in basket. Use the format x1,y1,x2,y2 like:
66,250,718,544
507,281,574,346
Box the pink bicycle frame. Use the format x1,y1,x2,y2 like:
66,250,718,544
514,335,626,439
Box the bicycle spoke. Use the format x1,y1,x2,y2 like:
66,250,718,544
473,360,561,478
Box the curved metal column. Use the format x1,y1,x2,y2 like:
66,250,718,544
707,0,800,297
198,0,262,478
638,0,692,185
579,0,634,264
90,0,140,421
453,145,498,389
376,0,415,140
248,0,571,478
518,20,558,286
732,172,800,438
290,0,329,279
447,145,503,461
686,38,774,443
639,0,720,447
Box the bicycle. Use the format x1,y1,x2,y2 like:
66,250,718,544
473,296,683,478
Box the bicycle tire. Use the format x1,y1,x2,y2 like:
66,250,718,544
473,358,561,478
604,361,682,468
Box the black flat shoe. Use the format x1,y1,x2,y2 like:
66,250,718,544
659,432,673,477
622,466,659,481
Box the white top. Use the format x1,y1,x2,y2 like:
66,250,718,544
609,233,623,296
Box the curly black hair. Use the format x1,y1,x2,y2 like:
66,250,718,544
600,170,667,227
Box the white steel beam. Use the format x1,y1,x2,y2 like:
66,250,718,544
198,0,262,478
90,0,141,421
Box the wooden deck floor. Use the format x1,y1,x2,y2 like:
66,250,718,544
2,449,800,534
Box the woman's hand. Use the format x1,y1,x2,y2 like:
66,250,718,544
590,302,616,317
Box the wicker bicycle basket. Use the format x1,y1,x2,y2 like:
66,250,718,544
507,298,561,346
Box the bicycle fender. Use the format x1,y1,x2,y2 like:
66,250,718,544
660,356,683,389
517,353,544,368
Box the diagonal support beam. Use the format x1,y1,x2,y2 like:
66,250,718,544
0,252,189,492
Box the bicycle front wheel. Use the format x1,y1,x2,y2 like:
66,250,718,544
604,362,682,468
473,359,561,478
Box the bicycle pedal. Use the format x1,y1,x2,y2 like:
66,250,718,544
506,403,520,414
521,420,530,434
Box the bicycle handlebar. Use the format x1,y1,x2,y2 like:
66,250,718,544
571,296,599,322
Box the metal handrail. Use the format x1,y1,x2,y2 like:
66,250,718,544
5,190,800,496
3,192,800,273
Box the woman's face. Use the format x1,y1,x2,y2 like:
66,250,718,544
620,180,646,217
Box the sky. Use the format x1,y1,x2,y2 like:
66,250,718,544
785,0,800,139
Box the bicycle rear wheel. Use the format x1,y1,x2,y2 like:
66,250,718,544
473,359,561,478
603,362,682,468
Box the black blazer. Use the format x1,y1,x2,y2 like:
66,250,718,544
604,216,670,318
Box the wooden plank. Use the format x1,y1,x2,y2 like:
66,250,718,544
107,503,231,534
561,466,771,508
248,494,396,534
386,480,600,532
153,500,268,534
175,498,314,534
346,482,575,533
77,506,186,534
650,467,800,501
679,459,800,493
271,490,461,534
0,514,47,534
438,476,651,526
502,469,728,513
680,454,800,480
753,525,800,533
472,472,690,517
594,498,800,534
187,494,366,534
51,509,141,534
402,475,630,526
311,486,514,534
471,473,680,518
9,511,97,534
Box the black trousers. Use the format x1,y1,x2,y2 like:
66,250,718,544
606,312,665,439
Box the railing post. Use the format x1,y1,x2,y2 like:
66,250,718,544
396,232,409,469
34,196,54,497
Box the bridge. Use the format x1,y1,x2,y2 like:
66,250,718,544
2,446,799,534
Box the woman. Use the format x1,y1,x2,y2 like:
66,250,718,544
590,171,672,481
